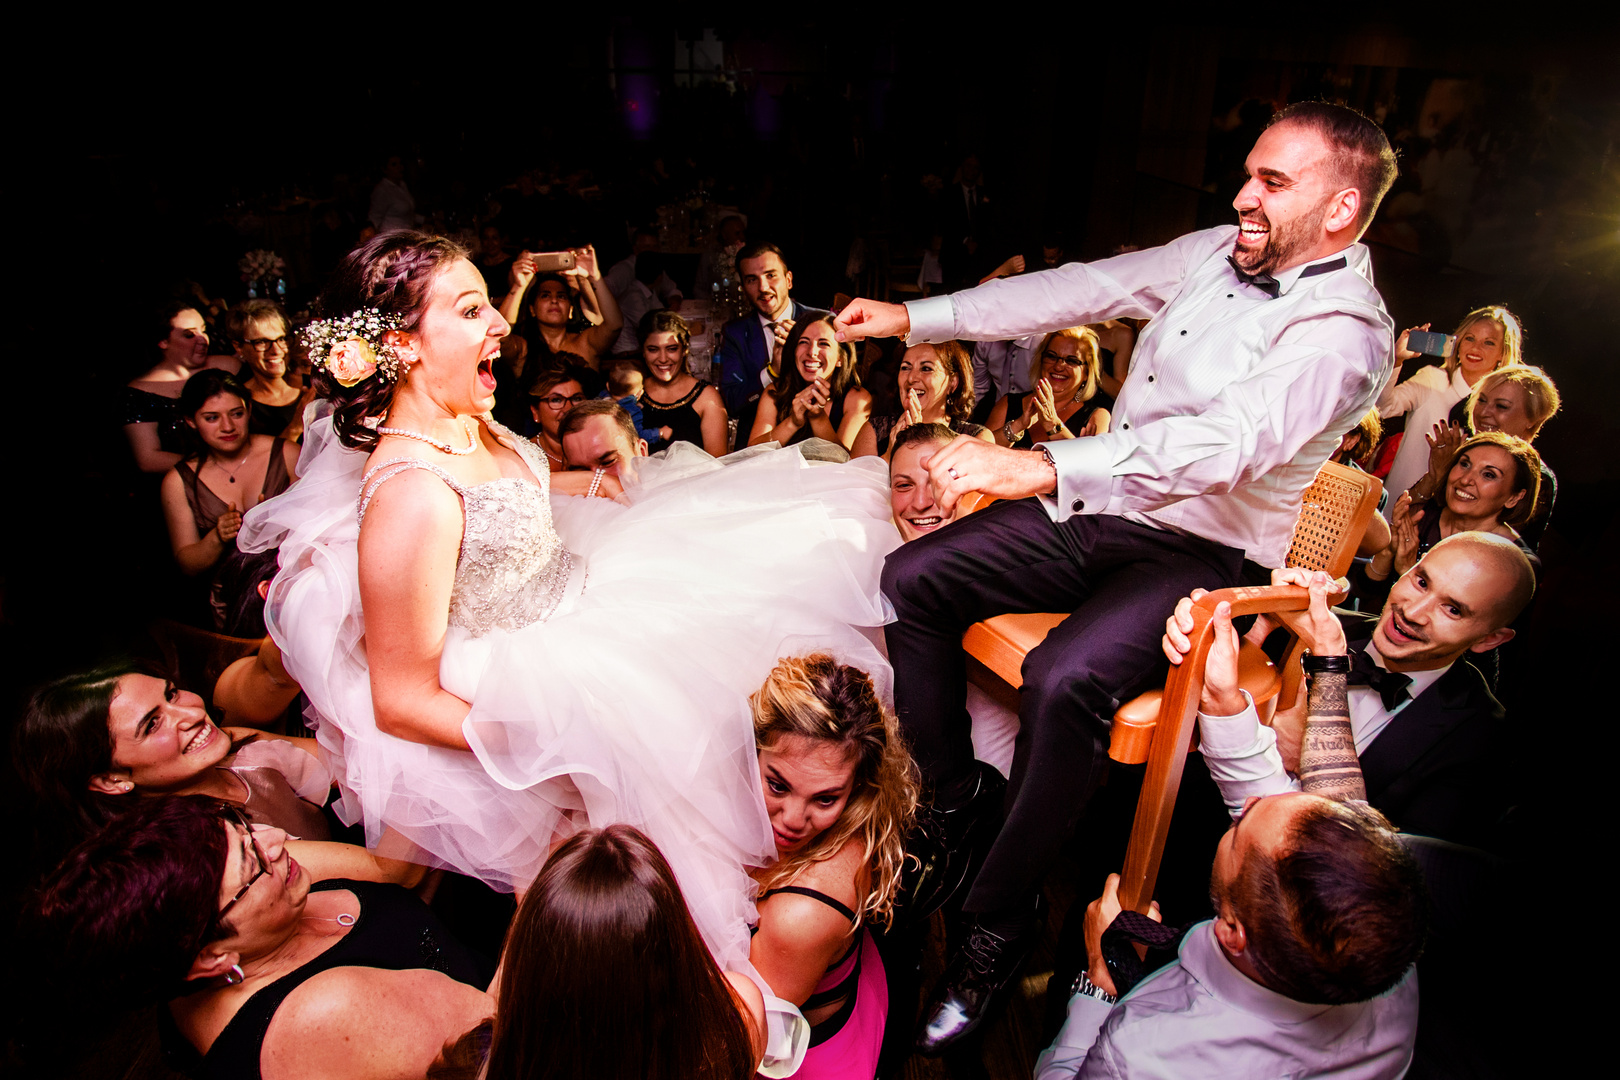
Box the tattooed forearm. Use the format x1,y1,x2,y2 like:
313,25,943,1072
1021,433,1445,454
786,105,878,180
1298,670,1368,802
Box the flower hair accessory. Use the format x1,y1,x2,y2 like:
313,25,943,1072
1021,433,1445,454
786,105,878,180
302,308,407,386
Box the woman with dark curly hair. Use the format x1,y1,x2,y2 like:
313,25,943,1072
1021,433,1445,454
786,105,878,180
748,654,919,1080
238,231,897,982
851,340,991,459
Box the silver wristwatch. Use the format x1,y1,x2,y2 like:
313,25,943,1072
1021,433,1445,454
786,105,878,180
1071,969,1118,1005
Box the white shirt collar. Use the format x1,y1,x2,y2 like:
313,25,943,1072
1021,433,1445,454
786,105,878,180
1271,246,1364,297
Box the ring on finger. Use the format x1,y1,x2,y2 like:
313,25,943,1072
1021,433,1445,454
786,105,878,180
947,466,961,480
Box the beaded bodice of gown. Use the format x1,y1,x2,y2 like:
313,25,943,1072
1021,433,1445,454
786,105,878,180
357,417,579,637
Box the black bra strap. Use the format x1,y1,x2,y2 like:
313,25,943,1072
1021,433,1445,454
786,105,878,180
761,886,858,923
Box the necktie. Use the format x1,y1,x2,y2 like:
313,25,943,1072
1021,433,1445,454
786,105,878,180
1347,647,1412,712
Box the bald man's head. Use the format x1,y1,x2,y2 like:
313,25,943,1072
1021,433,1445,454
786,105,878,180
1435,532,1537,627
1372,531,1537,672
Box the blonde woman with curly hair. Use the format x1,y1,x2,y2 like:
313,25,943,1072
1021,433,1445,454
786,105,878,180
749,654,920,1080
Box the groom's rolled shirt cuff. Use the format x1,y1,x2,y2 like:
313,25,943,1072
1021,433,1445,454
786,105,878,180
903,295,1111,522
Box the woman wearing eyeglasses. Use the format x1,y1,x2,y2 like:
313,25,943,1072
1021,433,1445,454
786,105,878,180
524,362,591,472
228,300,313,443
985,326,1112,448
26,796,491,1080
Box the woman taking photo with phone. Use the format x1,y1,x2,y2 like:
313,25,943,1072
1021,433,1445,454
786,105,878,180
1378,304,1522,496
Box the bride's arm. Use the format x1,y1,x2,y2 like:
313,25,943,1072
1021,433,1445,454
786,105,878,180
357,470,475,750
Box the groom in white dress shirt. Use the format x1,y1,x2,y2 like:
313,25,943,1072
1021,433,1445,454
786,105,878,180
833,101,1402,1052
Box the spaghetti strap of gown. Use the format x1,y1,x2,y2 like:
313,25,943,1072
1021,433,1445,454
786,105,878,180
239,410,897,975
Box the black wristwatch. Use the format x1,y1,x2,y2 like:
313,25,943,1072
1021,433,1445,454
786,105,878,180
1301,653,1351,674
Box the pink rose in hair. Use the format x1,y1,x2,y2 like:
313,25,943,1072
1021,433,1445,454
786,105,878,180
326,338,379,386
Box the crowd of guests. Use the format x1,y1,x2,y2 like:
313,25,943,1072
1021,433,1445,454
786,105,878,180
14,203,1564,1080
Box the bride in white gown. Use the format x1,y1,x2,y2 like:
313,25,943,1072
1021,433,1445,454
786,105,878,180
239,233,896,978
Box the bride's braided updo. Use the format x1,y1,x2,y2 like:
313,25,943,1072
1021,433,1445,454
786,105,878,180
314,230,469,449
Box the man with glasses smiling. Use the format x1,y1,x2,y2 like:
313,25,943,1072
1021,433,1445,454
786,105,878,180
226,300,308,441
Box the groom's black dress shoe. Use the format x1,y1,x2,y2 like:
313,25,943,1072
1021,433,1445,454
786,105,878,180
897,761,1006,924
914,902,1043,1055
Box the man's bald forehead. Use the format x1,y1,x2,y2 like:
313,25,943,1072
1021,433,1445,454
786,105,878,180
1425,533,1536,627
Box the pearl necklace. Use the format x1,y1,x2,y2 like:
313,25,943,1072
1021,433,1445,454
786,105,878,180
375,416,479,455
534,437,564,465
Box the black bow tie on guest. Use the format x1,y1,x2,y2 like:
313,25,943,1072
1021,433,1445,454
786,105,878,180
1346,647,1413,712
1226,254,1349,299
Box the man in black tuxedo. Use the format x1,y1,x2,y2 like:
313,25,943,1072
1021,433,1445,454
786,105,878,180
1170,531,1536,849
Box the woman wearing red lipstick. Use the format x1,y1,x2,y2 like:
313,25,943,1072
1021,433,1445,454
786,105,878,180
240,232,897,978
25,796,489,1080
1358,432,1540,608
1378,304,1522,496
160,370,299,626
749,654,919,1080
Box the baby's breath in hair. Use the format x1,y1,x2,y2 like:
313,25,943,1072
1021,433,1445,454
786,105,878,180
302,308,406,387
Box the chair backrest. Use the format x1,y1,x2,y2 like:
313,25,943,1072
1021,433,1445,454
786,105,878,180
1285,461,1383,578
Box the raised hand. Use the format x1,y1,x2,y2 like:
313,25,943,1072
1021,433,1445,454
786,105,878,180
1394,322,1431,363
832,298,910,343
1389,492,1424,576
894,387,925,436
1033,378,1062,430
570,244,600,280
216,502,243,544
508,251,538,294
770,318,795,370
1413,421,1466,500
977,254,1025,285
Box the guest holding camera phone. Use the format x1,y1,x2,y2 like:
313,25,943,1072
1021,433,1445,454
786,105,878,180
498,245,624,375
1378,304,1521,496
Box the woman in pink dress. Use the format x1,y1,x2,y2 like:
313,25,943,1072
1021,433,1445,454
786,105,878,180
749,654,920,1079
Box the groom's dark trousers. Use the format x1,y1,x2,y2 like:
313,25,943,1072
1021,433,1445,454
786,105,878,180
882,496,1243,915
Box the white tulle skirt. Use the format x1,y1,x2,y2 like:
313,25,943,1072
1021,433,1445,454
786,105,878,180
241,417,898,972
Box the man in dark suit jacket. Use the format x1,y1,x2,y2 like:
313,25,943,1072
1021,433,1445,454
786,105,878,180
716,242,828,441
1176,531,1534,849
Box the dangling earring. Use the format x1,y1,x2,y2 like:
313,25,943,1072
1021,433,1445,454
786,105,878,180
224,964,245,986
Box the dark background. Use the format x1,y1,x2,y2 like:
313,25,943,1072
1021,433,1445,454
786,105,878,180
1,13,1612,1076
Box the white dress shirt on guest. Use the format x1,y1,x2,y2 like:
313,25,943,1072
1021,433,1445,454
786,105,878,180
904,226,1395,569
1377,362,1472,498
970,335,1038,406
368,178,417,233
613,278,662,356
1197,645,1452,815
1035,921,1419,1079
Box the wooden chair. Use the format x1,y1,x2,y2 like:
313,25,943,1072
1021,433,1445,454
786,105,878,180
959,461,1383,913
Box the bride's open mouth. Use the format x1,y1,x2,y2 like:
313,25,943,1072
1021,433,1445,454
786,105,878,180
477,356,497,392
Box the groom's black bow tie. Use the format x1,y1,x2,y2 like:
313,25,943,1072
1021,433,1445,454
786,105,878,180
1227,254,1349,299
1227,256,1281,297
1346,647,1413,712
